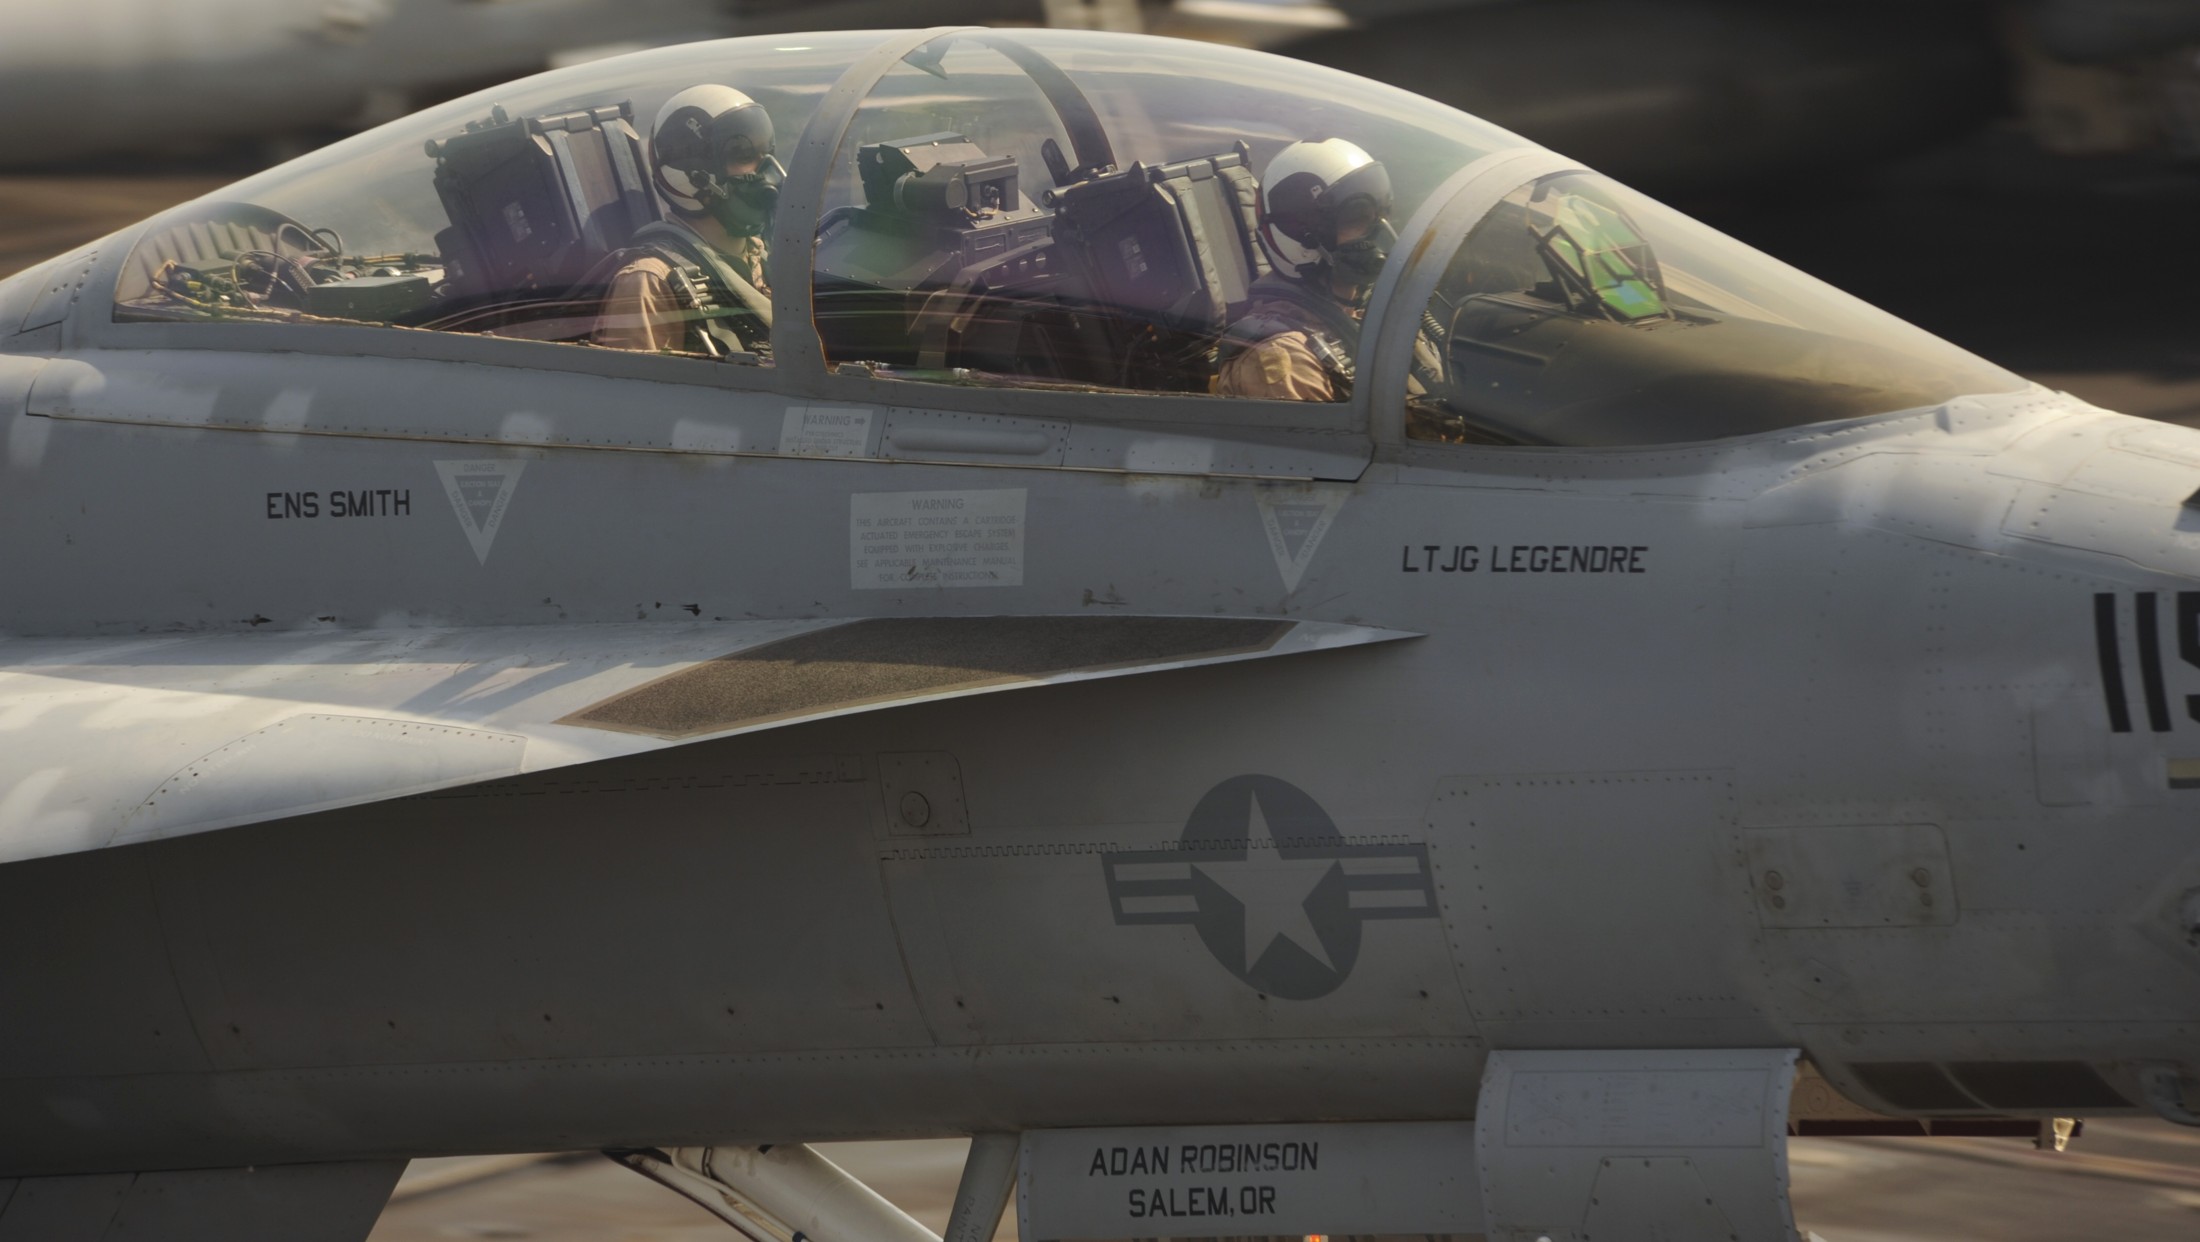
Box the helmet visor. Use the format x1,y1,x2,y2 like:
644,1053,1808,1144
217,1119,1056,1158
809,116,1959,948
708,103,776,171
1324,160,1393,247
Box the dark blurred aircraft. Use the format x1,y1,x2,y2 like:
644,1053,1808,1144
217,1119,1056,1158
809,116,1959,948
1,0,2196,188
0,0,1054,168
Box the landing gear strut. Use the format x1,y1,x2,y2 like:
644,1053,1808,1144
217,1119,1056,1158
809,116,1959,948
610,1132,1020,1242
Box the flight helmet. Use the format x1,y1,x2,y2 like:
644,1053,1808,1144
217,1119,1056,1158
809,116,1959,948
1257,138,1395,297
651,84,781,238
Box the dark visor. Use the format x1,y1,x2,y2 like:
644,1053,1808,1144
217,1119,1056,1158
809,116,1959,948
709,103,776,168
1324,160,1393,245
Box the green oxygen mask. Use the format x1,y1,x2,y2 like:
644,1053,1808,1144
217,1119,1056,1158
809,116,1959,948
702,157,783,239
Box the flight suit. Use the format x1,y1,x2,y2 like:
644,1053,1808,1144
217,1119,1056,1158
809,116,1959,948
1216,277,1361,402
592,231,768,356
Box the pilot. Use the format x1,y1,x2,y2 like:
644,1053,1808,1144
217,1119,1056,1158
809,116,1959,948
1217,139,1395,402
593,84,780,357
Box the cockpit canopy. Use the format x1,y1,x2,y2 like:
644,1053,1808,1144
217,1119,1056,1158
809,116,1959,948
109,27,2021,446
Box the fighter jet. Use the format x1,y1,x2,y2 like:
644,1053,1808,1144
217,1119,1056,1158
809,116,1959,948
1,23,2197,1242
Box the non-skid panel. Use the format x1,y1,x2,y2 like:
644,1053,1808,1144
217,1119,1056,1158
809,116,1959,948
564,615,1291,738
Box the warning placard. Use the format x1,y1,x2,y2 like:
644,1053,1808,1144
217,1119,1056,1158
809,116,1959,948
782,405,874,456
1018,1122,1482,1240
850,488,1026,589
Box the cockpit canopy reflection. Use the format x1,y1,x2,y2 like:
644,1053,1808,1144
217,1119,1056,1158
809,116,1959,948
110,28,2021,446
1404,172,2020,446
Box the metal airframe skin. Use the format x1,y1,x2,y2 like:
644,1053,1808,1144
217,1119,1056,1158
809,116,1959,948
1,23,2197,1239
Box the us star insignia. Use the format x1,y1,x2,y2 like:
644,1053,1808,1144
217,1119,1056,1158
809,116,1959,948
1101,774,1438,999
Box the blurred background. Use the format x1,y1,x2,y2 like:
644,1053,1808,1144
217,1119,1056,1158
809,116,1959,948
4,1,2199,1236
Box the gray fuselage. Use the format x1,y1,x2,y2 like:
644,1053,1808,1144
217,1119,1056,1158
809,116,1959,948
2,328,2195,1173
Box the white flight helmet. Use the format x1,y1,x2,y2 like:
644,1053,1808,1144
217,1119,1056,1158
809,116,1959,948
1256,138,1396,290
650,84,780,235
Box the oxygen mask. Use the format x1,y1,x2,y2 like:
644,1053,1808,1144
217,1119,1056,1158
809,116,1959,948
700,155,784,239
1328,216,1395,298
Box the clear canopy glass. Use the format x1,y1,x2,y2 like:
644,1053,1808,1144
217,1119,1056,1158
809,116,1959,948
111,28,1522,394
1403,172,2025,446
811,28,1517,398
107,29,2024,446
112,32,889,363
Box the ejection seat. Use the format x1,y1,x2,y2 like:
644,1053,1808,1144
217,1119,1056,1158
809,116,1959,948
1043,140,1270,392
813,130,1270,394
416,101,659,341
